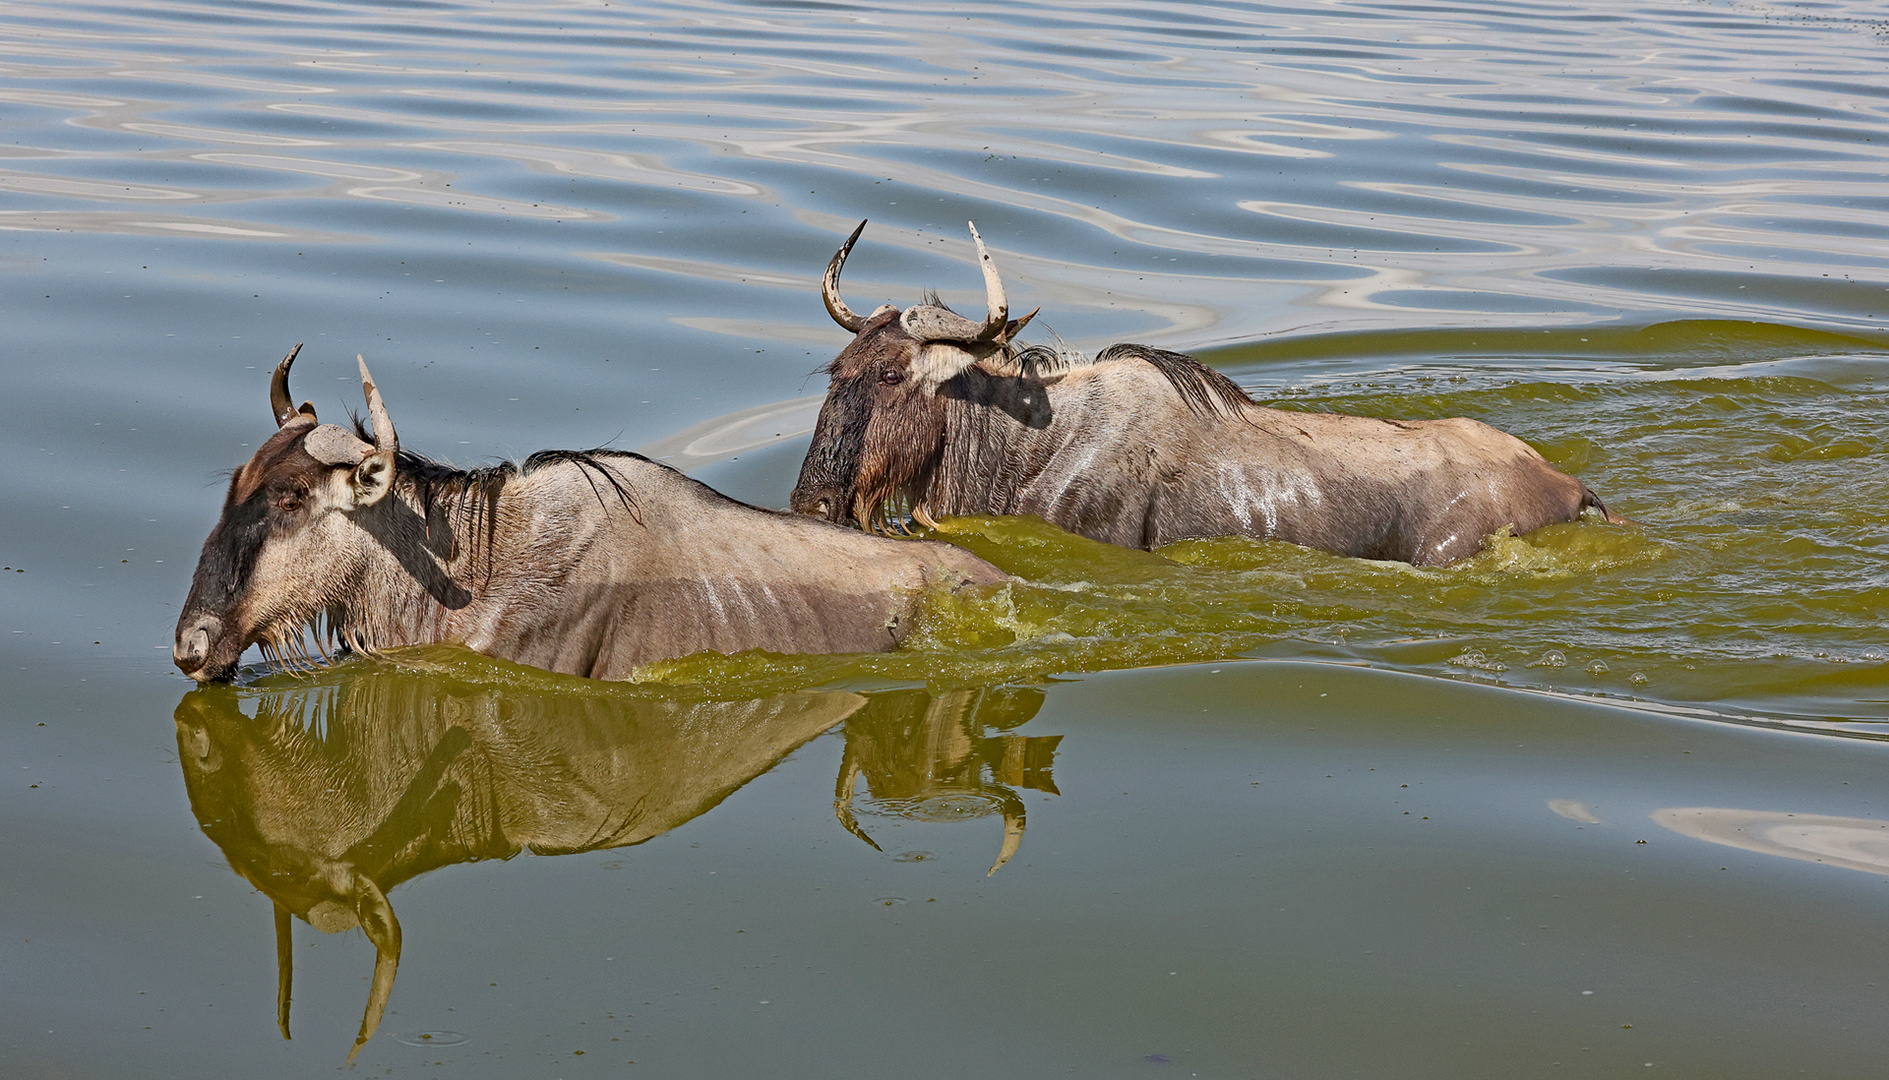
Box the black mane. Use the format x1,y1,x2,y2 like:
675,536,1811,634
348,418,643,563
1012,342,1253,421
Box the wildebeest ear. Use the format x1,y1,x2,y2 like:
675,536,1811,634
348,448,395,507
348,354,399,508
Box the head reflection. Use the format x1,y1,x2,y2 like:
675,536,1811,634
834,685,1060,875
173,669,1060,1060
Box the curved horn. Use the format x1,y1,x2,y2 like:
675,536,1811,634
823,220,870,333
356,355,397,455
274,903,294,1041
345,873,402,1064
966,222,1009,341
270,344,307,427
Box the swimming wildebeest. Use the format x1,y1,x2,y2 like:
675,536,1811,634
791,221,1631,567
173,346,1002,682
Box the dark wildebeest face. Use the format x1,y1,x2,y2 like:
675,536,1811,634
790,221,1034,532
173,346,399,682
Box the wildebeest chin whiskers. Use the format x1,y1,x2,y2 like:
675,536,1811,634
258,628,319,677
260,606,420,678
257,609,346,678
855,489,934,537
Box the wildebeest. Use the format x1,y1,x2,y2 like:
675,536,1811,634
174,346,1002,682
791,221,1632,567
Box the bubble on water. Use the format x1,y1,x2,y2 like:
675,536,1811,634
1628,671,1649,686
1448,648,1507,672
1586,660,1610,675
870,792,1007,821
395,1031,469,1047
1527,649,1567,668
891,850,935,863
872,896,908,907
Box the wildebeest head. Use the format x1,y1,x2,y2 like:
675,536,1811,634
173,345,399,681
790,221,1035,531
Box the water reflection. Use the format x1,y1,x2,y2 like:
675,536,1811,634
834,685,1059,875
1654,807,1889,875
173,667,1060,1059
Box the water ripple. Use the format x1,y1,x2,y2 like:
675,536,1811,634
1,0,1883,344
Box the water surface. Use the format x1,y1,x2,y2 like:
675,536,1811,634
3,0,1888,1075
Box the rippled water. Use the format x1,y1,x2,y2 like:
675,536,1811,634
5,0,1889,1076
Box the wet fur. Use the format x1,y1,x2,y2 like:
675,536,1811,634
182,420,1002,682
794,322,1628,565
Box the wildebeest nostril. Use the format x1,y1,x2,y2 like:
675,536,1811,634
788,491,834,519
173,619,219,678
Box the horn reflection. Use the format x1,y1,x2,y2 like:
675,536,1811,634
173,667,1061,1059
832,685,1060,875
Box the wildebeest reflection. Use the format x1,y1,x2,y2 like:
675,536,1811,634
792,221,1632,566
833,685,1059,875
173,669,1060,1060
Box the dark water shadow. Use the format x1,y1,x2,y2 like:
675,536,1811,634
172,669,1059,1061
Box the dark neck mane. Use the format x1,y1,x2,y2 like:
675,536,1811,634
922,343,1252,533
353,416,644,543
264,440,645,673
1012,343,1252,420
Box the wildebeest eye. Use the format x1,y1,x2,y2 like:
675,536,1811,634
274,493,303,513
879,368,905,386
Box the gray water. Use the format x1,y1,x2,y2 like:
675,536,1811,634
4,1,1889,1076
